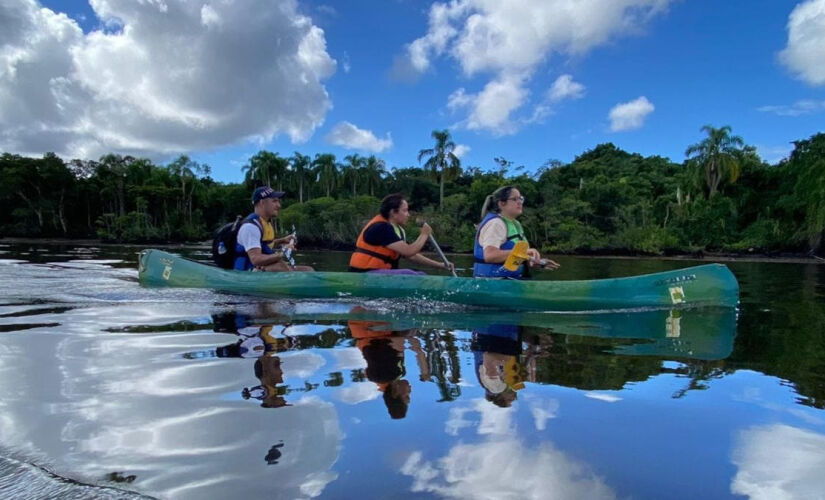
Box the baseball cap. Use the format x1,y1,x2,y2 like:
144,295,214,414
252,186,285,204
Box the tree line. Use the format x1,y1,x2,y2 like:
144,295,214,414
1,126,823,256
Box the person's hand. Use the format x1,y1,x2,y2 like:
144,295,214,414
527,247,541,266
277,234,296,246
443,261,455,273
540,259,561,270
282,240,296,251
420,223,433,238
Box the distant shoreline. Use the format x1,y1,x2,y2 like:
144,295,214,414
2,237,822,265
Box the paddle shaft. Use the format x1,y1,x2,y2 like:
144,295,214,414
428,235,457,277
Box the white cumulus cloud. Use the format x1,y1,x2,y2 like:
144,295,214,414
447,74,529,135
401,437,615,499
608,96,655,132
324,121,393,153
757,99,825,116
732,424,825,500
335,382,381,405
780,0,825,85
400,0,673,133
548,74,586,102
0,0,336,159
452,144,470,158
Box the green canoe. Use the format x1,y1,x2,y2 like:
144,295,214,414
138,249,739,311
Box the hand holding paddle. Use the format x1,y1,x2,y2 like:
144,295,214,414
526,248,560,270
506,243,559,271
533,258,561,270
429,234,457,277
280,224,297,268
418,221,457,277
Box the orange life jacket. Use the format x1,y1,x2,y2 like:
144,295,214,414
349,215,404,271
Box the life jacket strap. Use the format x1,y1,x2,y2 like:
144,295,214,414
352,247,396,265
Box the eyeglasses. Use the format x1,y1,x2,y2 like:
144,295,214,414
507,196,525,203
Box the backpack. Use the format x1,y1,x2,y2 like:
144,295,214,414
212,215,246,269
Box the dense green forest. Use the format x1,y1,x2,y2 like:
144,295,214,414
1,126,824,256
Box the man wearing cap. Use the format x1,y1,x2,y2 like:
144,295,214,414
234,187,314,272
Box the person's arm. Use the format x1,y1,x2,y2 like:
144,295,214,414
406,336,432,381
409,253,454,271
247,246,287,268
385,223,432,258
480,219,510,263
482,246,511,264
238,223,290,268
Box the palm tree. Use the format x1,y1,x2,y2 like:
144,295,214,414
362,155,386,197
289,152,311,203
244,151,288,190
418,129,461,210
685,125,744,198
342,154,365,197
242,154,267,187
168,155,207,224
312,153,339,198
270,154,289,192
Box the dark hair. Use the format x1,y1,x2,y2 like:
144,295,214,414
485,389,517,408
480,185,517,219
380,193,407,219
383,381,410,419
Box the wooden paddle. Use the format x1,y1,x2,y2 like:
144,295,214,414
428,234,457,277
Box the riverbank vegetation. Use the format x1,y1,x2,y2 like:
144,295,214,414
1,127,823,256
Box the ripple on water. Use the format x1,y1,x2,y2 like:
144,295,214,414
0,453,153,500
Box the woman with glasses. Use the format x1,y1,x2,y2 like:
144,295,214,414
473,186,559,278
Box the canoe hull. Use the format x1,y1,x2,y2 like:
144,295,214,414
137,249,739,311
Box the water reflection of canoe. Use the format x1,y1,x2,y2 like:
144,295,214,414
138,249,739,311
223,303,738,361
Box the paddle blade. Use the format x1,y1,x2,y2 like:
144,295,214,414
502,241,529,271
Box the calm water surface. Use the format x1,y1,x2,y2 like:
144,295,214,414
0,243,824,499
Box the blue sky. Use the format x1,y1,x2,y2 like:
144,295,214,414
4,0,825,182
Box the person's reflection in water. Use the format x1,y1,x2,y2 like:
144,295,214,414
242,355,289,409
212,311,293,408
472,324,540,408
349,311,431,420
213,311,295,358
210,311,294,466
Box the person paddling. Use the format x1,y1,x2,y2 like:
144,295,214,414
235,186,314,272
473,186,559,278
349,193,454,274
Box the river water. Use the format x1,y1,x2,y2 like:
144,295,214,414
0,243,823,500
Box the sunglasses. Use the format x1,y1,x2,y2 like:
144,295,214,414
506,196,525,203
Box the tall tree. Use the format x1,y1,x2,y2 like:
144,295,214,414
342,154,365,197
685,125,744,198
418,129,461,210
312,153,339,198
362,155,386,197
290,152,311,203
243,150,287,190
0,153,74,233
97,154,132,217
785,133,825,252
168,155,208,224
